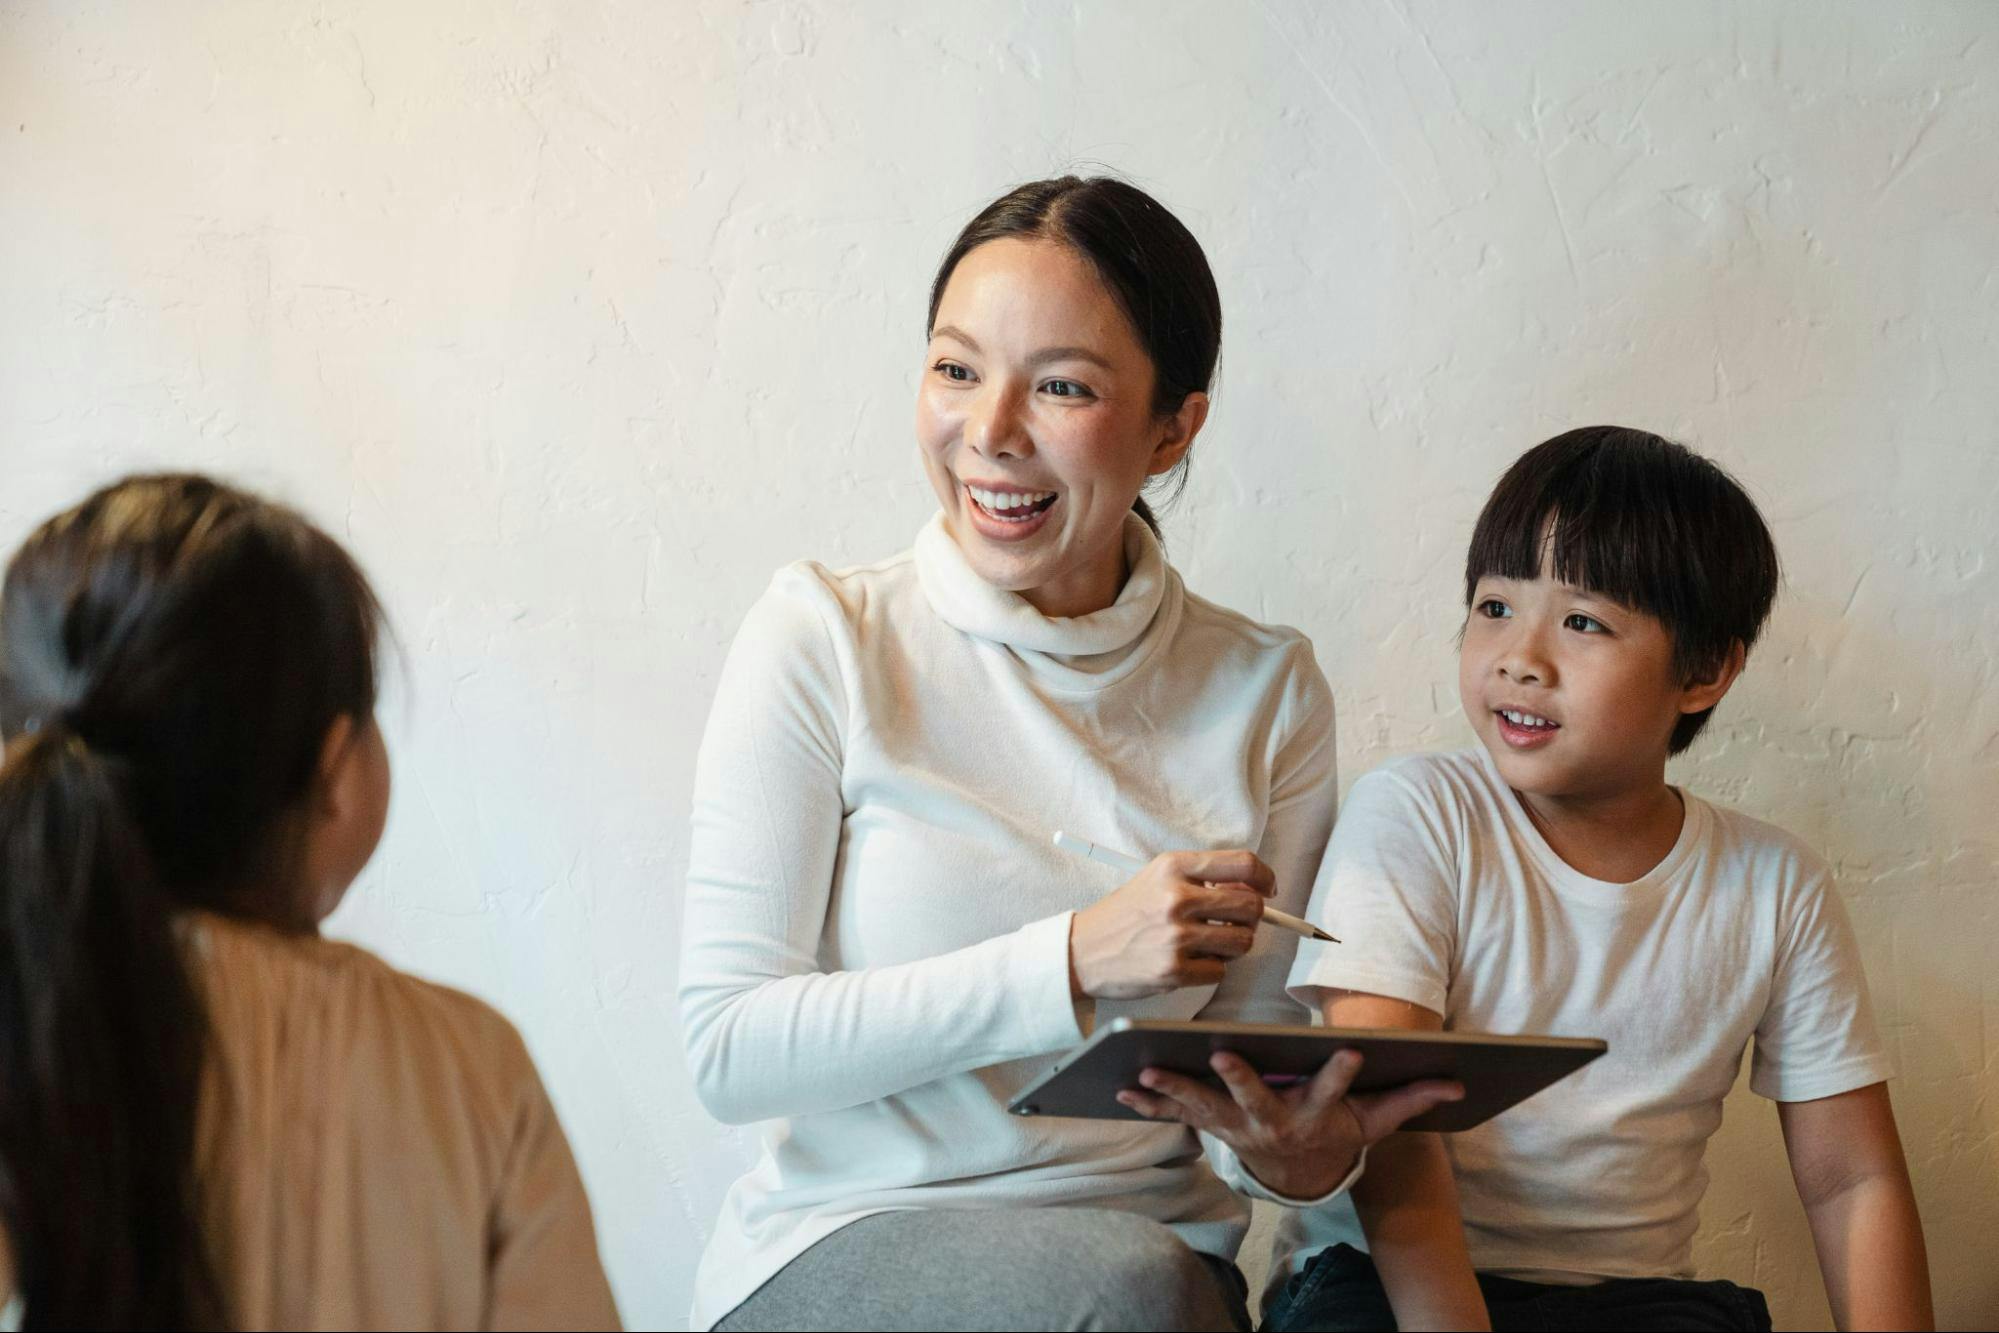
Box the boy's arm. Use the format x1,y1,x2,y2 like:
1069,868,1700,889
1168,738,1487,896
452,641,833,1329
1779,1083,1932,1331
1325,990,1489,1333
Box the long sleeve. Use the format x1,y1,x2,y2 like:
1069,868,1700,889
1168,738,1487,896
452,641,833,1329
677,570,1087,1126
1200,646,1359,1205
484,1040,622,1331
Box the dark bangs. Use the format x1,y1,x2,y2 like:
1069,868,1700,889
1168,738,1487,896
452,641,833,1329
1464,426,1780,752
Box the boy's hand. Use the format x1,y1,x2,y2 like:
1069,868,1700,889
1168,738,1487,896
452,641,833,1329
1116,1048,1464,1199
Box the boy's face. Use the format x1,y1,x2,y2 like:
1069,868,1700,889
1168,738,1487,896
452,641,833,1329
1459,562,1737,800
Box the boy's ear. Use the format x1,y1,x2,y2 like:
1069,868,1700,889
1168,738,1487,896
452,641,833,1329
1679,640,1748,717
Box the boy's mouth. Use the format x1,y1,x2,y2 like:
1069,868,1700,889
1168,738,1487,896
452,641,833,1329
1494,707,1561,749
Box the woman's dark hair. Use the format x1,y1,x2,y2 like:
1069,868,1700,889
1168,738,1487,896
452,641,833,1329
1465,426,1780,754
0,473,384,1329
927,176,1222,536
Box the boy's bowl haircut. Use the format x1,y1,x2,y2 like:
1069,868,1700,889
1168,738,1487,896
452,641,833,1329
1464,426,1780,754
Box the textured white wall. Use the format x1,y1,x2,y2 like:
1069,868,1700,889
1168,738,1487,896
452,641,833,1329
3,2,1994,1327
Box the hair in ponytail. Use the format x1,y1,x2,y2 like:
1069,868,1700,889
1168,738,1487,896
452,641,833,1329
0,474,384,1329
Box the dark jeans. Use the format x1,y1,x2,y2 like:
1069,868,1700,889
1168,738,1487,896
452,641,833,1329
1261,1245,1773,1332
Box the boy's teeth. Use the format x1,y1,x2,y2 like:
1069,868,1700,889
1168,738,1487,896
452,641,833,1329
1501,709,1555,728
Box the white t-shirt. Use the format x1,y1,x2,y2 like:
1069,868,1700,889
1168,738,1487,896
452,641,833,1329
1277,747,1891,1285
679,513,1340,1329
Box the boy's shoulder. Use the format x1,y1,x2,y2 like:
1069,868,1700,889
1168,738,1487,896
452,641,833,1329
1351,747,1507,814
1684,792,1837,892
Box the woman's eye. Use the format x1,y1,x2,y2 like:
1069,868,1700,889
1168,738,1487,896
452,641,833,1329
1477,599,1510,619
1041,379,1092,398
1564,613,1607,633
933,360,973,383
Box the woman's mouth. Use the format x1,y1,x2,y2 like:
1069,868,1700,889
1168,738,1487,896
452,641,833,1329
963,483,1058,540
1494,707,1561,749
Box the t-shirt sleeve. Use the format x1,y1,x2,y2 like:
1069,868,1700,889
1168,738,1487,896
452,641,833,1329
1749,861,1893,1102
1287,765,1460,1020
484,1032,623,1331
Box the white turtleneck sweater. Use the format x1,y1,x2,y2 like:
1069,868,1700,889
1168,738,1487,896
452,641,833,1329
679,513,1339,1329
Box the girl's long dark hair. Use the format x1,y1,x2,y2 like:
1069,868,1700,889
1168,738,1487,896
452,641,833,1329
0,474,384,1329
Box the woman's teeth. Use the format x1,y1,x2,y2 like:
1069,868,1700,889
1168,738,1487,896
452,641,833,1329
968,486,1056,521
1500,709,1557,729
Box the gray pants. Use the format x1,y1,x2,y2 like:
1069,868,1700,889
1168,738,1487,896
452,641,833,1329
714,1208,1253,1332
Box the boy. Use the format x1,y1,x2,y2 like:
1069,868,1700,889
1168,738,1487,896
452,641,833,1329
1267,428,1931,1330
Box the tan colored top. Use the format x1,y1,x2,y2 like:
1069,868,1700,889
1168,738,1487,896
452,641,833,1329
189,911,621,1331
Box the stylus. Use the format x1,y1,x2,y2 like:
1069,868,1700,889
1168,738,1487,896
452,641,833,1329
1051,831,1339,943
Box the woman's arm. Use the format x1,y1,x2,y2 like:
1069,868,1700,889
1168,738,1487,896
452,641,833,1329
1779,1083,1933,1331
677,575,1088,1124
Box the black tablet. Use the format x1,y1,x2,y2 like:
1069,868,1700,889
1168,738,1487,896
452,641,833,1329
1006,1018,1606,1133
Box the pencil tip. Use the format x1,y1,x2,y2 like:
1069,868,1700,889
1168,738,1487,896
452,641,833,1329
1315,929,1341,943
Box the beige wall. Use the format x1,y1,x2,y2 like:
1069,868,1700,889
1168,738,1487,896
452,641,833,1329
3,2,1993,1326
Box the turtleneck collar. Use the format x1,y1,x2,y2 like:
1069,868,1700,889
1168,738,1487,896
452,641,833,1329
913,510,1183,690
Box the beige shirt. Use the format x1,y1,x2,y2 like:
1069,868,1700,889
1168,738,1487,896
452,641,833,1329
188,911,620,1331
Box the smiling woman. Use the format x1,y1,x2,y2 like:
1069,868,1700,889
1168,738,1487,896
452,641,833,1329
676,178,1457,1333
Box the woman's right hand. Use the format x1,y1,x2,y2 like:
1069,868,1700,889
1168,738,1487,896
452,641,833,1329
1068,850,1273,999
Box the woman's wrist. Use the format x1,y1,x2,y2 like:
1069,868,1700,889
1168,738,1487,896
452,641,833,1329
1241,1146,1362,1202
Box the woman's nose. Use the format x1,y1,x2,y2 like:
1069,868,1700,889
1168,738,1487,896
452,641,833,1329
966,385,1032,459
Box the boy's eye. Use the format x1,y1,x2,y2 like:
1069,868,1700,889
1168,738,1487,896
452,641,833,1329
1041,379,1092,399
1564,613,1608,633
1476,599,1511,619
933,360,974,383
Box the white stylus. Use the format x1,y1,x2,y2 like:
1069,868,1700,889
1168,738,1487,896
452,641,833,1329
1052,831,1339,943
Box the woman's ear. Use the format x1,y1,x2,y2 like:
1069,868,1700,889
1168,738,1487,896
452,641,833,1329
1679,640,1748,717
1148,391,1209,477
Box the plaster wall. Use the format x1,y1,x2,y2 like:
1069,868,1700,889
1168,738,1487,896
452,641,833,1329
2,3,1994,1326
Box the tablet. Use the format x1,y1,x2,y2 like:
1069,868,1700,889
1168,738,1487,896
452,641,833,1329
1007,1019,1606,1133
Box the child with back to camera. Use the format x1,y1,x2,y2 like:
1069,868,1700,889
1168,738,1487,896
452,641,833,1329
0,474,619,1331
1125,428,1931,1331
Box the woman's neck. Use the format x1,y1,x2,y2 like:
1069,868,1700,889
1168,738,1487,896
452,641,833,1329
1017,537,1130,619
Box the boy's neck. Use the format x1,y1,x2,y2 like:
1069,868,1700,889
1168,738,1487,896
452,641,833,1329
1510,773,1687,885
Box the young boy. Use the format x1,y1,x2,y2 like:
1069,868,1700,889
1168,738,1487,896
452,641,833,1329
1266,428,1931,1331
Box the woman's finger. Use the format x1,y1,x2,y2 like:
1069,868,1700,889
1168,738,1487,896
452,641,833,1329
1299,1048,1365,1117
1172,850,1276,895
1134,1066,1240,1131
1116,1089,1187,1122
1346,1079,1466,1141
1179,923,1256,959
1207,1051,1286,1121
1177,884,1266,926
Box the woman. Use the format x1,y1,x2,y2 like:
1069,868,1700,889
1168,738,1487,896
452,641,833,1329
0,475,619,1330
679,177,1457,1331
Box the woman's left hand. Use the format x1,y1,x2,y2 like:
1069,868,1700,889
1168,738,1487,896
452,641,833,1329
1117,1049,1464,1199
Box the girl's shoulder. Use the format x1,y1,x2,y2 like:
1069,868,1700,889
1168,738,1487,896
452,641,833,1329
186,910,538,1101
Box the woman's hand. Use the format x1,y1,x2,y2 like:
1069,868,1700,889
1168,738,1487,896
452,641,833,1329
1068,850,1272,1000
1118,1049,1465,1199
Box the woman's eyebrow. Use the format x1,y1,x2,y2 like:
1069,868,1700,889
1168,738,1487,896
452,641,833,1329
1031,345,1115,370
930,324,980,352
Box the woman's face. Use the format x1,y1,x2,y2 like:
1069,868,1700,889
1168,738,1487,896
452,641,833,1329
916,237,1206,618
